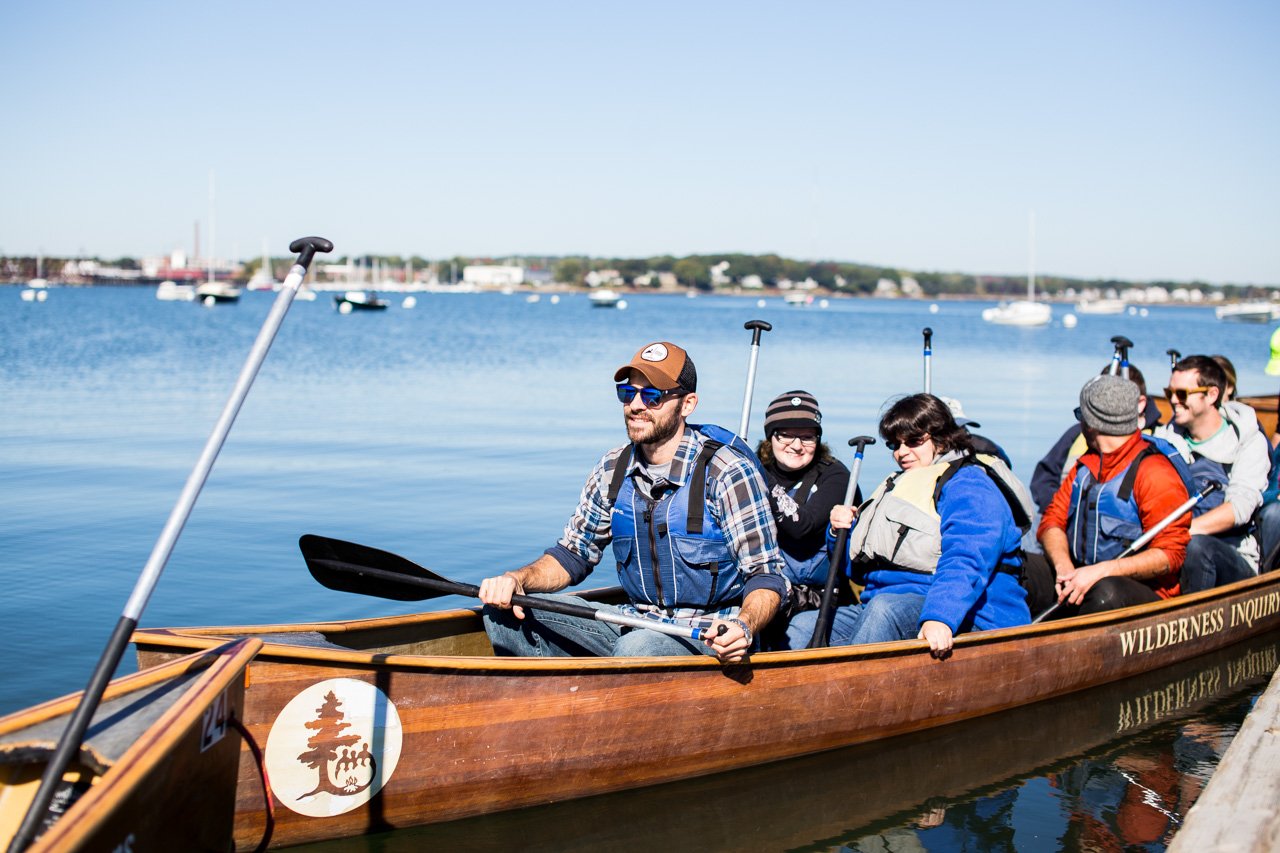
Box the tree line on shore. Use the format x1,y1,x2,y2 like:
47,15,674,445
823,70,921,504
1,252,1272,299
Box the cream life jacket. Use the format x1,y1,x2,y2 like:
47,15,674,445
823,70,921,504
846,452,1035,575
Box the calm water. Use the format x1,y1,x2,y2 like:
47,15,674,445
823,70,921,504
2,285,1277,850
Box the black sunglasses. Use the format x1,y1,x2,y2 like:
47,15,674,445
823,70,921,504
616,384,681,408
885,434,930,452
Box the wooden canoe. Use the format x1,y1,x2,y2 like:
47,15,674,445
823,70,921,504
0,637,261,852
132,571,1280,848
248,629,1280,852
1153,392,1277,438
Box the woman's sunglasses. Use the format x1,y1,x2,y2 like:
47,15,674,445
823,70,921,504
616,384,681,408
1163,386,1211,405
885,434,930,452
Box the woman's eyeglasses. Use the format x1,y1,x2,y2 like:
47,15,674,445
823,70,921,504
773,431,817,446
885,434,930,452
616,384,680,408
1163,386,1211,405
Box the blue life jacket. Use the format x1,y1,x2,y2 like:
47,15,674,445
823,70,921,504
1067,435,1196,564
607,424,761,612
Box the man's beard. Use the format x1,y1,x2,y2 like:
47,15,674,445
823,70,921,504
625,402,683,446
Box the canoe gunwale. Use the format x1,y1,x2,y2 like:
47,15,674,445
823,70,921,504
131,571,1280,673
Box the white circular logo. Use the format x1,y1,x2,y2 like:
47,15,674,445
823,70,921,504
790,396,802,406
641,344,669,362
265,678,403,817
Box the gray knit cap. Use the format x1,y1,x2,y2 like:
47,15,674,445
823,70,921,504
1077,374,1140,435
764,390,822,437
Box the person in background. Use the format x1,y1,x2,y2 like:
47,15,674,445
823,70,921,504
1030,364,1162,515
479,341,786,663
1027,375,1191,617
939,396,1013,468
1155,355,1269,592
785,394,1034,658
1253,339,1280,570
754,391,852,646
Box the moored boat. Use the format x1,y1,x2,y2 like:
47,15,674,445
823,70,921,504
1214,302,1277,323
334,291,389,313
155,280,196,302
196,281,243,304
587,289,622,308
0,638,262,852
132,570,1280,848
1075,298,1127,315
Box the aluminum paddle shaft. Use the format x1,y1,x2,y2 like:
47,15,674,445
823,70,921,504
808,436,876,648
922,327,933,394
738,320,772,438
7,236,333,853
1030,481,1220,625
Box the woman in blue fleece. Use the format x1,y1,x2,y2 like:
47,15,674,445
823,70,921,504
785,394,1032,657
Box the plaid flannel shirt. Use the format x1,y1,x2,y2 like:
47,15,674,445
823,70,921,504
544,425,788,617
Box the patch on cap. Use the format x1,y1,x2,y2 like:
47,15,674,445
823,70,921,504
641,344,669,362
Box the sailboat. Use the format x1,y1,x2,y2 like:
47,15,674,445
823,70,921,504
246,241,277,291
982,212,1052,327
195,172,242,305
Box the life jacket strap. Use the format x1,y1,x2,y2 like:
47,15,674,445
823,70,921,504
686,439,724,535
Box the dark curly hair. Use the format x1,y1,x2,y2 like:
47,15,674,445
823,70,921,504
879,393,973,456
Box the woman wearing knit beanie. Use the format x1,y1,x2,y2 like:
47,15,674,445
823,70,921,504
755,391,854,640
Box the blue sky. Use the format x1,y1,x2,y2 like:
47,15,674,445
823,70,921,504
3,1,1277,284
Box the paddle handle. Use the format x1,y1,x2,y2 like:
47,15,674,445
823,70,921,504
1030,481,1220,625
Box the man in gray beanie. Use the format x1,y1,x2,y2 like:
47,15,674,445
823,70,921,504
1022,374,1191,620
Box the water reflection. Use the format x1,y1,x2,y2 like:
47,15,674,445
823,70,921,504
296,632,1278,852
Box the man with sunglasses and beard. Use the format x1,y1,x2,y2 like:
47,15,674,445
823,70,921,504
479,341,786,664
1154,355,1270,591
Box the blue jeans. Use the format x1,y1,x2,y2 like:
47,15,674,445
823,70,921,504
482,594,716,658
1257,502,1280,572
783,593,926,648
1181,534,1257,594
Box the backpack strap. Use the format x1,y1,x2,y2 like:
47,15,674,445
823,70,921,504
935,456,1033,530
686,440,724,535
606,445,634,505
1116,446,1158,504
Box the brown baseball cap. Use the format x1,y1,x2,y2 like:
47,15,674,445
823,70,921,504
613,341,698,392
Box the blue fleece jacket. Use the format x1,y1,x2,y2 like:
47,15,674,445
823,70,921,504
853,464,1030,632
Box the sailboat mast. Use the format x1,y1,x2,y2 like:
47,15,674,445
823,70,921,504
208,171,216,284
1028,210,1036,301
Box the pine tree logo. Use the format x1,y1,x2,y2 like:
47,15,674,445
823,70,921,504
265,678,403,818
296,690,378,797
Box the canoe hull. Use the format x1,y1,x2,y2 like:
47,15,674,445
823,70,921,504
133,573,1280,848
0,638,260,853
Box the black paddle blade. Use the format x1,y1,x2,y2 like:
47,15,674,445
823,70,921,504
300,534,452,601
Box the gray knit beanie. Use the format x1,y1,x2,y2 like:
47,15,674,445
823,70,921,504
764,390,822,437
1078,374,1140,435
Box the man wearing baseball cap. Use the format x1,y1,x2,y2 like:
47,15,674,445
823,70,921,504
1027,374,1191,618
479,341,787,663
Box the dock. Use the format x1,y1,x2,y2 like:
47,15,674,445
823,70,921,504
1169,664,1280,851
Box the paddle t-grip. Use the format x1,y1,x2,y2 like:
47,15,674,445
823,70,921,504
922,327,933,346
289,236,335,270
744,319,772,345
1167,348,1182,369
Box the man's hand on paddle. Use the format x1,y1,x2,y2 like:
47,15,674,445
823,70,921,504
705,619,752,663
479,572,528,619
